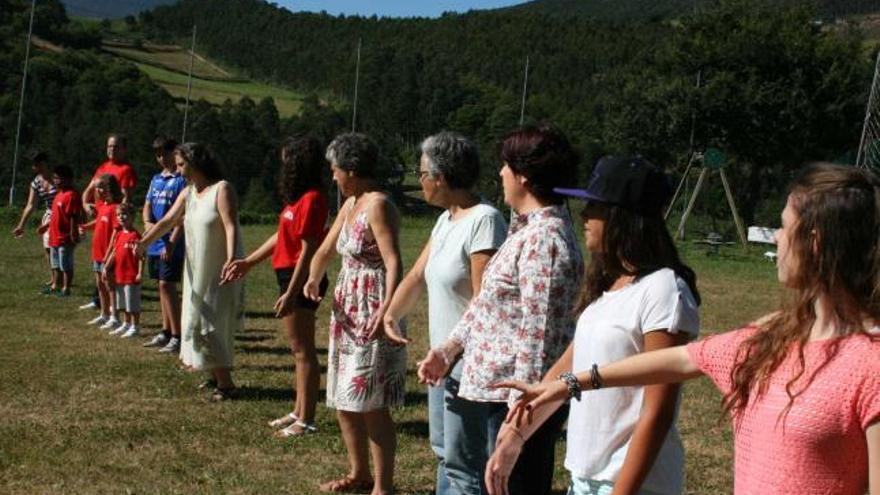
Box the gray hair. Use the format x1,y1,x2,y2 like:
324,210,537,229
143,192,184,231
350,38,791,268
326,132,378,178
419,131,480,190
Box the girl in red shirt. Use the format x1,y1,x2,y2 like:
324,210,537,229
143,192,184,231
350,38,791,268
103,203,144,338
223,136,329,437
81,174,122,328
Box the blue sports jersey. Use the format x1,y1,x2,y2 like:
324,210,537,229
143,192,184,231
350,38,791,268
146,172,187,257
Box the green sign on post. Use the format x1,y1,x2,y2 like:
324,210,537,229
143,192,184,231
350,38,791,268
703,147,726,169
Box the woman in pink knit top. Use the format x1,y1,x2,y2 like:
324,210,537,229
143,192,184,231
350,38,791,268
494,163,880,495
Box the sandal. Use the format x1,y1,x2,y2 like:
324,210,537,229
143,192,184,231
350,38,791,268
319,476,373,493
275,420,317,438
210,387,236,402
268,411,299,428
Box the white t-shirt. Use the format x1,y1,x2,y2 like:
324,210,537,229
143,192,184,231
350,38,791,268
565,268,700,494
424,203,507,380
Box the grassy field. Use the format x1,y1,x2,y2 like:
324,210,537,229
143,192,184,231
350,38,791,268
0,216,780,494
103,44,234,80
132,62,304,118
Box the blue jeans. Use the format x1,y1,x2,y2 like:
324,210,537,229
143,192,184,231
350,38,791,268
568,478,666,495
429,378,507,495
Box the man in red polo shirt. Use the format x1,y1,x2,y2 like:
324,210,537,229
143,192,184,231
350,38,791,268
82,134,137,214
79,133,137,310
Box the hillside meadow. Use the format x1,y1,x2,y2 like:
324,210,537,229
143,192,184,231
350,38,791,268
0,213,781,494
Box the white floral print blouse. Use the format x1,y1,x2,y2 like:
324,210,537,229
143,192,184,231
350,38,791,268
445,204,584,405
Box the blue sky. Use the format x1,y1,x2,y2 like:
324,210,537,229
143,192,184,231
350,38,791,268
275,1,528,18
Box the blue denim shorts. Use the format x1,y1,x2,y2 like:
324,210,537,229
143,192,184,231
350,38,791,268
93,261,104,273
568,478,665,495
50,245,75,272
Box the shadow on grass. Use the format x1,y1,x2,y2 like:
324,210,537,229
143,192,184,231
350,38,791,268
234,385,294,402
239,363,329,374
396,419,429,439
245,311,279,319
237,344,327,356
235,334,273,342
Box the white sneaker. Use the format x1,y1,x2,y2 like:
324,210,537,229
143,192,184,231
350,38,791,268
78,301,99,310
88,315,108,326
143,333,170,348
158,337,181,354
121,326,140,338
108,322,129,336
100,318,120,330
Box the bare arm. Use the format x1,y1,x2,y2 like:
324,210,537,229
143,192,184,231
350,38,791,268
12,186,38,235
139,188,188,253
383,238,431,342
82,179,97,213
611,331,691,495
216,182,241,277
869,422,880,495
304,197,352,300
366,196,403,338
469,250,495,295
221,232,278,285
274,236,320,317
498,344,701,430
142,200,154,232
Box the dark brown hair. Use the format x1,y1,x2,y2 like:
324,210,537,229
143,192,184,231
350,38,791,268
579,203,700,311
95,174,123,204
279,135,325,204
724,163,880,420
175,142,224,182
499,123,579,205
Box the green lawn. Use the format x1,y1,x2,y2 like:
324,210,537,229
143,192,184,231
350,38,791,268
0,216,780,494
132,63,303,118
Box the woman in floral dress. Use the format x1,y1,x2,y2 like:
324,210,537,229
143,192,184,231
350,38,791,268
304,133,405,495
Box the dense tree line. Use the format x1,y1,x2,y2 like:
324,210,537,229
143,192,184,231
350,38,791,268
142,0,872,224
0,0,352,213
2,0,875,229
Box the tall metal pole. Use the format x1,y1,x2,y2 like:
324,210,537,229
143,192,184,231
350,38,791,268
351,37,362,133
181,24,197,142
9,0,37,207
519,55,530,126
856,51,880,169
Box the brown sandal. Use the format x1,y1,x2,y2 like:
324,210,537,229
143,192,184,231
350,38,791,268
318,476,374,493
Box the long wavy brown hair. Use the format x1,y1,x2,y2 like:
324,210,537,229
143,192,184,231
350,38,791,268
579,203,700,311
723,163,880,421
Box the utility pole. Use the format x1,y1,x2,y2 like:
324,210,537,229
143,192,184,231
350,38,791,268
181,24,197,142
519,55,530,126
9,0,37,206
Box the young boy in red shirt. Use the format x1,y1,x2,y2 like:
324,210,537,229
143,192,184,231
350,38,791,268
102,203,144,338
44,165,82,296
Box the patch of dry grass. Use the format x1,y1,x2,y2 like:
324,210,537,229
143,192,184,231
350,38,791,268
0,218,779,494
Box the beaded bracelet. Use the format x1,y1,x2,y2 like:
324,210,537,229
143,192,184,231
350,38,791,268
589,363,604,390
558,371,582,401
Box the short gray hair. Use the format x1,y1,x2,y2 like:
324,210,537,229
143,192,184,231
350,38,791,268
326,132,378,178
420,131,480,190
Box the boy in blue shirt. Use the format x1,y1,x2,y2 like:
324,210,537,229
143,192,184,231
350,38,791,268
141,137,186,353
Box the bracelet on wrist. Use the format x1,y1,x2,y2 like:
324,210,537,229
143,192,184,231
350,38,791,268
558,371,582,401
589,363,604,390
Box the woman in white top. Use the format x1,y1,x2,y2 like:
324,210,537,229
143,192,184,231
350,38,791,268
383,132,507,495
485,156,701,495
138,143,244,402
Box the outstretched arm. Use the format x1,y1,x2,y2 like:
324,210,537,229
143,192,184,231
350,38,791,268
382,238,431,344
304,197,351,301
497,344,701,428
138,188,188,256
869,422,880,495
12,186,38,236
216,182,242,279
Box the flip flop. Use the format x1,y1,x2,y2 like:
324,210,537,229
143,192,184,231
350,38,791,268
268,412,299,428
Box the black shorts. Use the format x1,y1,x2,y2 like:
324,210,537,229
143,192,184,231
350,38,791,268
148,255,184,283
275,269,328,311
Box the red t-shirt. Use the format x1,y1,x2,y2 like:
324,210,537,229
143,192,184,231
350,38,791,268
271,190,329,269
91,202,119,262
93,160,137,191
113,229,142,285
48,188,83,247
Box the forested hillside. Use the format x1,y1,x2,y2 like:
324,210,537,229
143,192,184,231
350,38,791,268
0,0,350,212
142,0,873,223
505,0,880,21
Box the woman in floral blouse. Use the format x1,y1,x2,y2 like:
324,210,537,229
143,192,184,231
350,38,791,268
418,123,585,495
